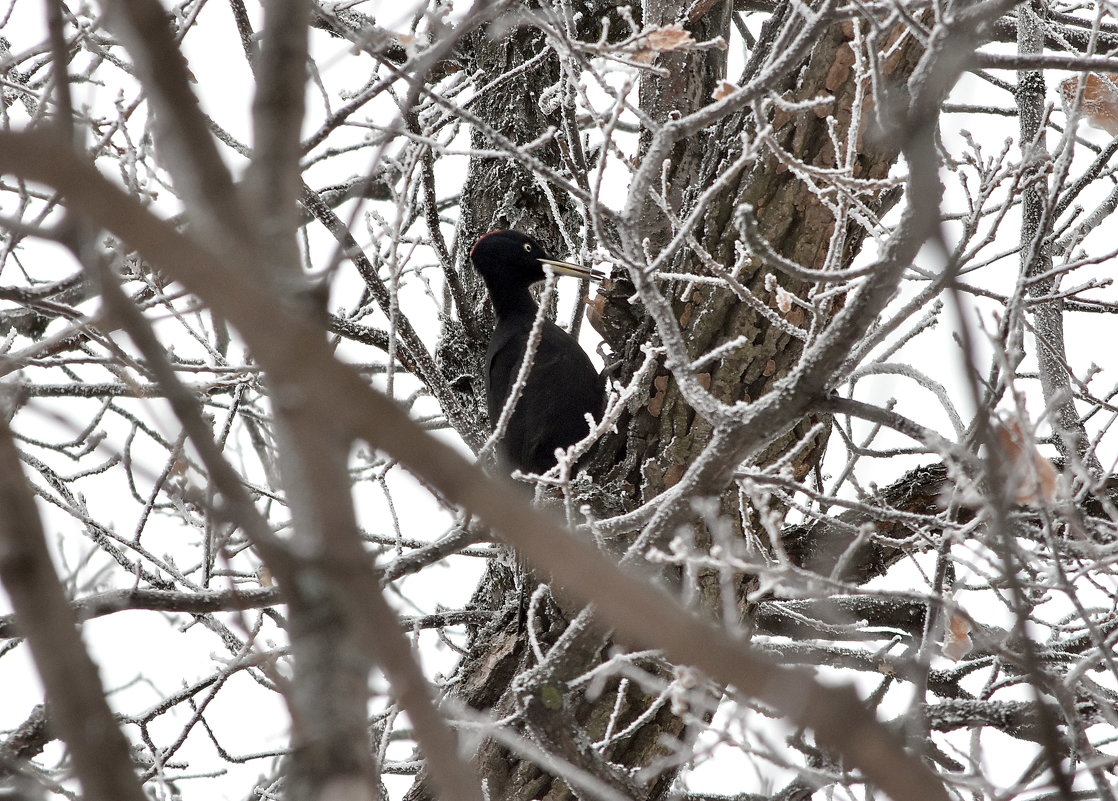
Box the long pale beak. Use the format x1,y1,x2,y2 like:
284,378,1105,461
540,258,605,281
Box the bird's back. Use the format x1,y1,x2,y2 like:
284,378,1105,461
486,318,605,474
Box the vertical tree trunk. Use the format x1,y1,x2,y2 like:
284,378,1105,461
409,7,933,801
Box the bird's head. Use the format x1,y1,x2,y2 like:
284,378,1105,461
470,229,603,286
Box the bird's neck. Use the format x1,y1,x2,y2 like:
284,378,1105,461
486,281,538,321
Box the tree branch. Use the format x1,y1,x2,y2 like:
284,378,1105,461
0,415,148,801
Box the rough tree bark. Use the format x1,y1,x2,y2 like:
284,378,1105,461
408,4,938,800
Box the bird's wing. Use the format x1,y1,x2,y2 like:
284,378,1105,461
486,320,605,473
485,326,529,423
536,322,604,418
517,324,604,466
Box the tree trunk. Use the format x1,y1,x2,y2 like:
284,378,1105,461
410,6,933,801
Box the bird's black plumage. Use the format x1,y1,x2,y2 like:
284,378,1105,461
470,230,606,474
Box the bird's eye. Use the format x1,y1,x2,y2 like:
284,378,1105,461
522,243,533,252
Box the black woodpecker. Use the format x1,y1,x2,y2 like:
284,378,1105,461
470,229,606,474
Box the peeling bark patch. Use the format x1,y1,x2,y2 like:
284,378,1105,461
825,43,856,93
679,302,695,328
648,375,670,417
663,463,685,489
